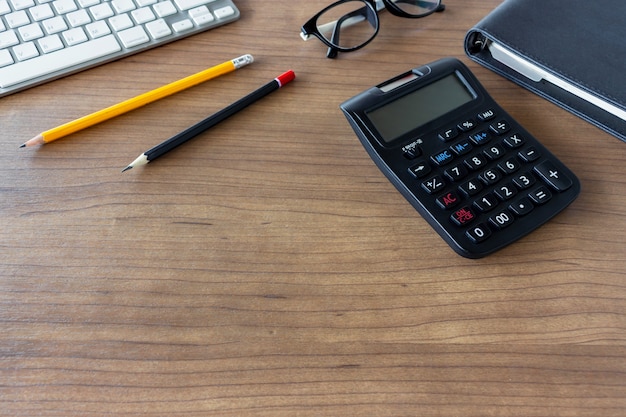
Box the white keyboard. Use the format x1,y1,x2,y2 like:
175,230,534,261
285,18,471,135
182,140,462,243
0,0,239,97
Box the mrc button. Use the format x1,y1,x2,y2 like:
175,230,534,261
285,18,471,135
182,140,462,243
430,149,454,166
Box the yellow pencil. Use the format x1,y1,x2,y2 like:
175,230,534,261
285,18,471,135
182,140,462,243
20,54,254,147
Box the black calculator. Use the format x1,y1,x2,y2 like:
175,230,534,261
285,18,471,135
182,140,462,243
340,57,580,258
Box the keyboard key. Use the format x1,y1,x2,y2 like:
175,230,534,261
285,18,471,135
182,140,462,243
90,2,113,19
131,6,155,24
86,20,110,37
0,0,11,14
53,0,78,14
192,10,214,24
0,29,19,48
30,3,55,21
6,10,30,28
10,0,34,10
171,18,193,32
153,0,176,17
18,22,44,41
174,0,212,11
214,5,234,18
189,6,213,24
188,5,208,17
42,15,68,33
145,18,171,39
111,0,135,13
0,49,14,67
108,13,133,30
0,34,121,87
37,33,64,53
117,25,149,47
67,8,91,26
63,26,88,45
13,41,39,61
77,0,99,7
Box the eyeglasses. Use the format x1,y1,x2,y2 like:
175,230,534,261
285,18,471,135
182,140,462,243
300,0,445,58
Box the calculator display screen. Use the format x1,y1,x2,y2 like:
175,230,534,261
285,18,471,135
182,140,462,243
366,72,476,143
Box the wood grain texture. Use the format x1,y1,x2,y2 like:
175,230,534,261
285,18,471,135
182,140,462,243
1,0,625,415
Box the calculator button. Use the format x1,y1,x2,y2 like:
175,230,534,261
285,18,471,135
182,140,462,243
451,206,476,226
529,186,552,205
466,223,492,243
477,109,496,121
450,139,473,156
489,209,515,229
430,149,454,166
457,119,477,132
436,191,461,210
533,160,574,191
459,178,483,197
469,130,491,146
421,175,446,194
438,127,458,142
504,133,525,148
473,193,498,212
479,168,501,185
494,182,518,201
512,171,536,189
444,164,468,182
489,120,511,135
518,146,540,162
498,157,521,175
509,197,534,216
464,154,487,170
484,143,505,160
408,161,431,178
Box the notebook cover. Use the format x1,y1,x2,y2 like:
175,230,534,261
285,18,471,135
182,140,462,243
464,0,626,143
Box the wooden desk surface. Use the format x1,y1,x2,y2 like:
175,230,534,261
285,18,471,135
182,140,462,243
1,0,625,415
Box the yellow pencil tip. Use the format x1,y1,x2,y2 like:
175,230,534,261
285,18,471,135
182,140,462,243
22,134,45,147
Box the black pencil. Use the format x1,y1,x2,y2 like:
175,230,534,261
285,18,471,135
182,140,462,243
122,70,295,172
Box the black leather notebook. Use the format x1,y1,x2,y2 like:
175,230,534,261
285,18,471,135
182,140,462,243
464,0,626,143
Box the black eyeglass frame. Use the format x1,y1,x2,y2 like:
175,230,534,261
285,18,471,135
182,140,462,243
301,0,445,58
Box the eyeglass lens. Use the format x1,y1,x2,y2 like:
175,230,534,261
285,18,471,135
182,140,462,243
315,1,378,50
389,0,441,16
